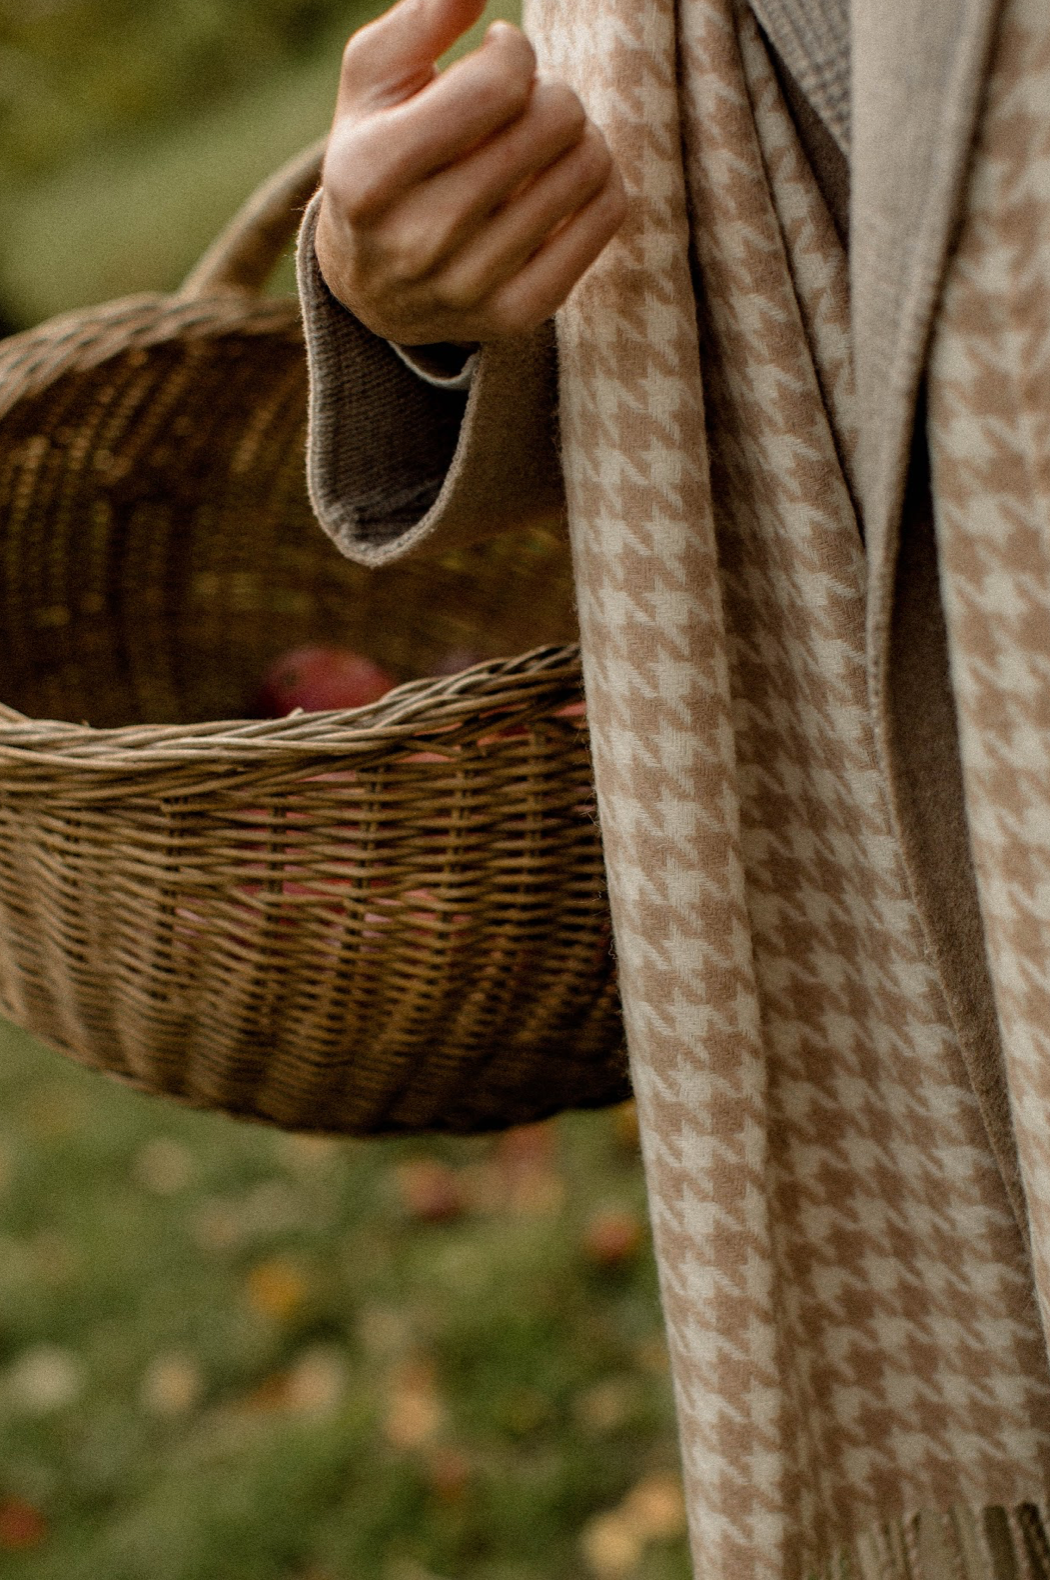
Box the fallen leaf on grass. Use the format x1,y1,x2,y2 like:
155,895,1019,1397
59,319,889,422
245,1256,310,1322
580,1473,687,1577
491,1122,565,1214
573,1376,638,1435
580,1509,643,1578
423,1446,472,1503
140,1353,203,1417
4,1346,83,1414
234,1372,290,1414
284,1345,349,1416
0,1497,47,1550
232,1344,349,1418
582,1209,645,1268
395,1159,466,1223
383,1360,444,1450
622,1473,687,1541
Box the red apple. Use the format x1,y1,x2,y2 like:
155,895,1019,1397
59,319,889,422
256,646,396,716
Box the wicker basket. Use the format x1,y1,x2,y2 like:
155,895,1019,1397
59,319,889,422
0,144,626,1136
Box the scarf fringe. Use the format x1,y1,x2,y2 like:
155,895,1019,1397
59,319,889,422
814,1505,1050,1580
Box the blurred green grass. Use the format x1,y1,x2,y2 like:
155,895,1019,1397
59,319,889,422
0,0,521,327
0,1017,687,1580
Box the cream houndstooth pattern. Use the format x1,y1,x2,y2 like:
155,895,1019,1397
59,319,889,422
929,0,1050,1369
524,0,1050,1573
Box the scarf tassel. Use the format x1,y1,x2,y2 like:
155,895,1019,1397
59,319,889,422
815,1504,1050,1580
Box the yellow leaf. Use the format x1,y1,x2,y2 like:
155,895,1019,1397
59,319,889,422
580,1511,643,1577
622,1473,687,1541
245,1257,309,1322
384,1360,444,1450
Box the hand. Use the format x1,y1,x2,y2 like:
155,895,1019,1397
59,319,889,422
315,0,627,346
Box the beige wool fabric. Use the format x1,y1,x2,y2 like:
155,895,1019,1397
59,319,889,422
929,0,1050,1352
298,0,1050,1573
523,0,1050,1572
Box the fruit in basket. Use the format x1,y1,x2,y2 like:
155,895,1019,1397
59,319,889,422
256,645,396,715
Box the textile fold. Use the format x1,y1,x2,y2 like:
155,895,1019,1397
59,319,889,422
525,0,1050,1572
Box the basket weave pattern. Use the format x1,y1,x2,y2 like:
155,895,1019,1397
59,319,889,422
0,148,627,1134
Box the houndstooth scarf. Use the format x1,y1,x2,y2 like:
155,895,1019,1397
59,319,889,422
524,0,1050,1573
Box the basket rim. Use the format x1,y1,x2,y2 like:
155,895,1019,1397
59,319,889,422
0,291,303,424
0,643,585,777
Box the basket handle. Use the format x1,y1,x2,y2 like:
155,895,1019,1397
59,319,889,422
176,137,327,300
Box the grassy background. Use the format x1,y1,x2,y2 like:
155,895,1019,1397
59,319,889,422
0,0,520,326
0,1021,688,1580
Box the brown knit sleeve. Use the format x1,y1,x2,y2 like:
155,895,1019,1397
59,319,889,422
296,193,567,568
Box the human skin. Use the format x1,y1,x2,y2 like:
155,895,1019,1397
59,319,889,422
315,0,627,347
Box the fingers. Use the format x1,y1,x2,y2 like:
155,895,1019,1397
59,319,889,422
317,0,629,346
482,166,628,332
342,139,626,345
443,124,617,296
380,81,589,274
328,23,537,220
338,0,488,109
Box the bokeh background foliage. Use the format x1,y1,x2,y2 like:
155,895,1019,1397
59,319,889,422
0,0,519,325
0,3,690,1577
0,1023,686,1580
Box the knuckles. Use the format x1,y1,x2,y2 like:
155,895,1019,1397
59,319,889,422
479,287,545,341
463,57,533,127
429,273,484,317
328,172,388,227
320,24,625,347
441,23,535,126
483,23,537,90
323,123,398,224
573,127,615,191
386,226,448,287
338,24,383,97
532,80,587,144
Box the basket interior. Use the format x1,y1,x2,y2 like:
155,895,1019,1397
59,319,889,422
0,327,578,728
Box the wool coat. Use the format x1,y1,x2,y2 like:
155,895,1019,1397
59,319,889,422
297,0,1050,1575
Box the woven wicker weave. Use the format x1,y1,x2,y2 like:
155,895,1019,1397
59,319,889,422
0,144,627,1135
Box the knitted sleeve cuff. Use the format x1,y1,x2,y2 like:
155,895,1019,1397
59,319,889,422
391,342,479,391
296,188,566,570
296,190,470,562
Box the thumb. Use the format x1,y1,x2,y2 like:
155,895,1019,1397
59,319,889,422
338,0,490,109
